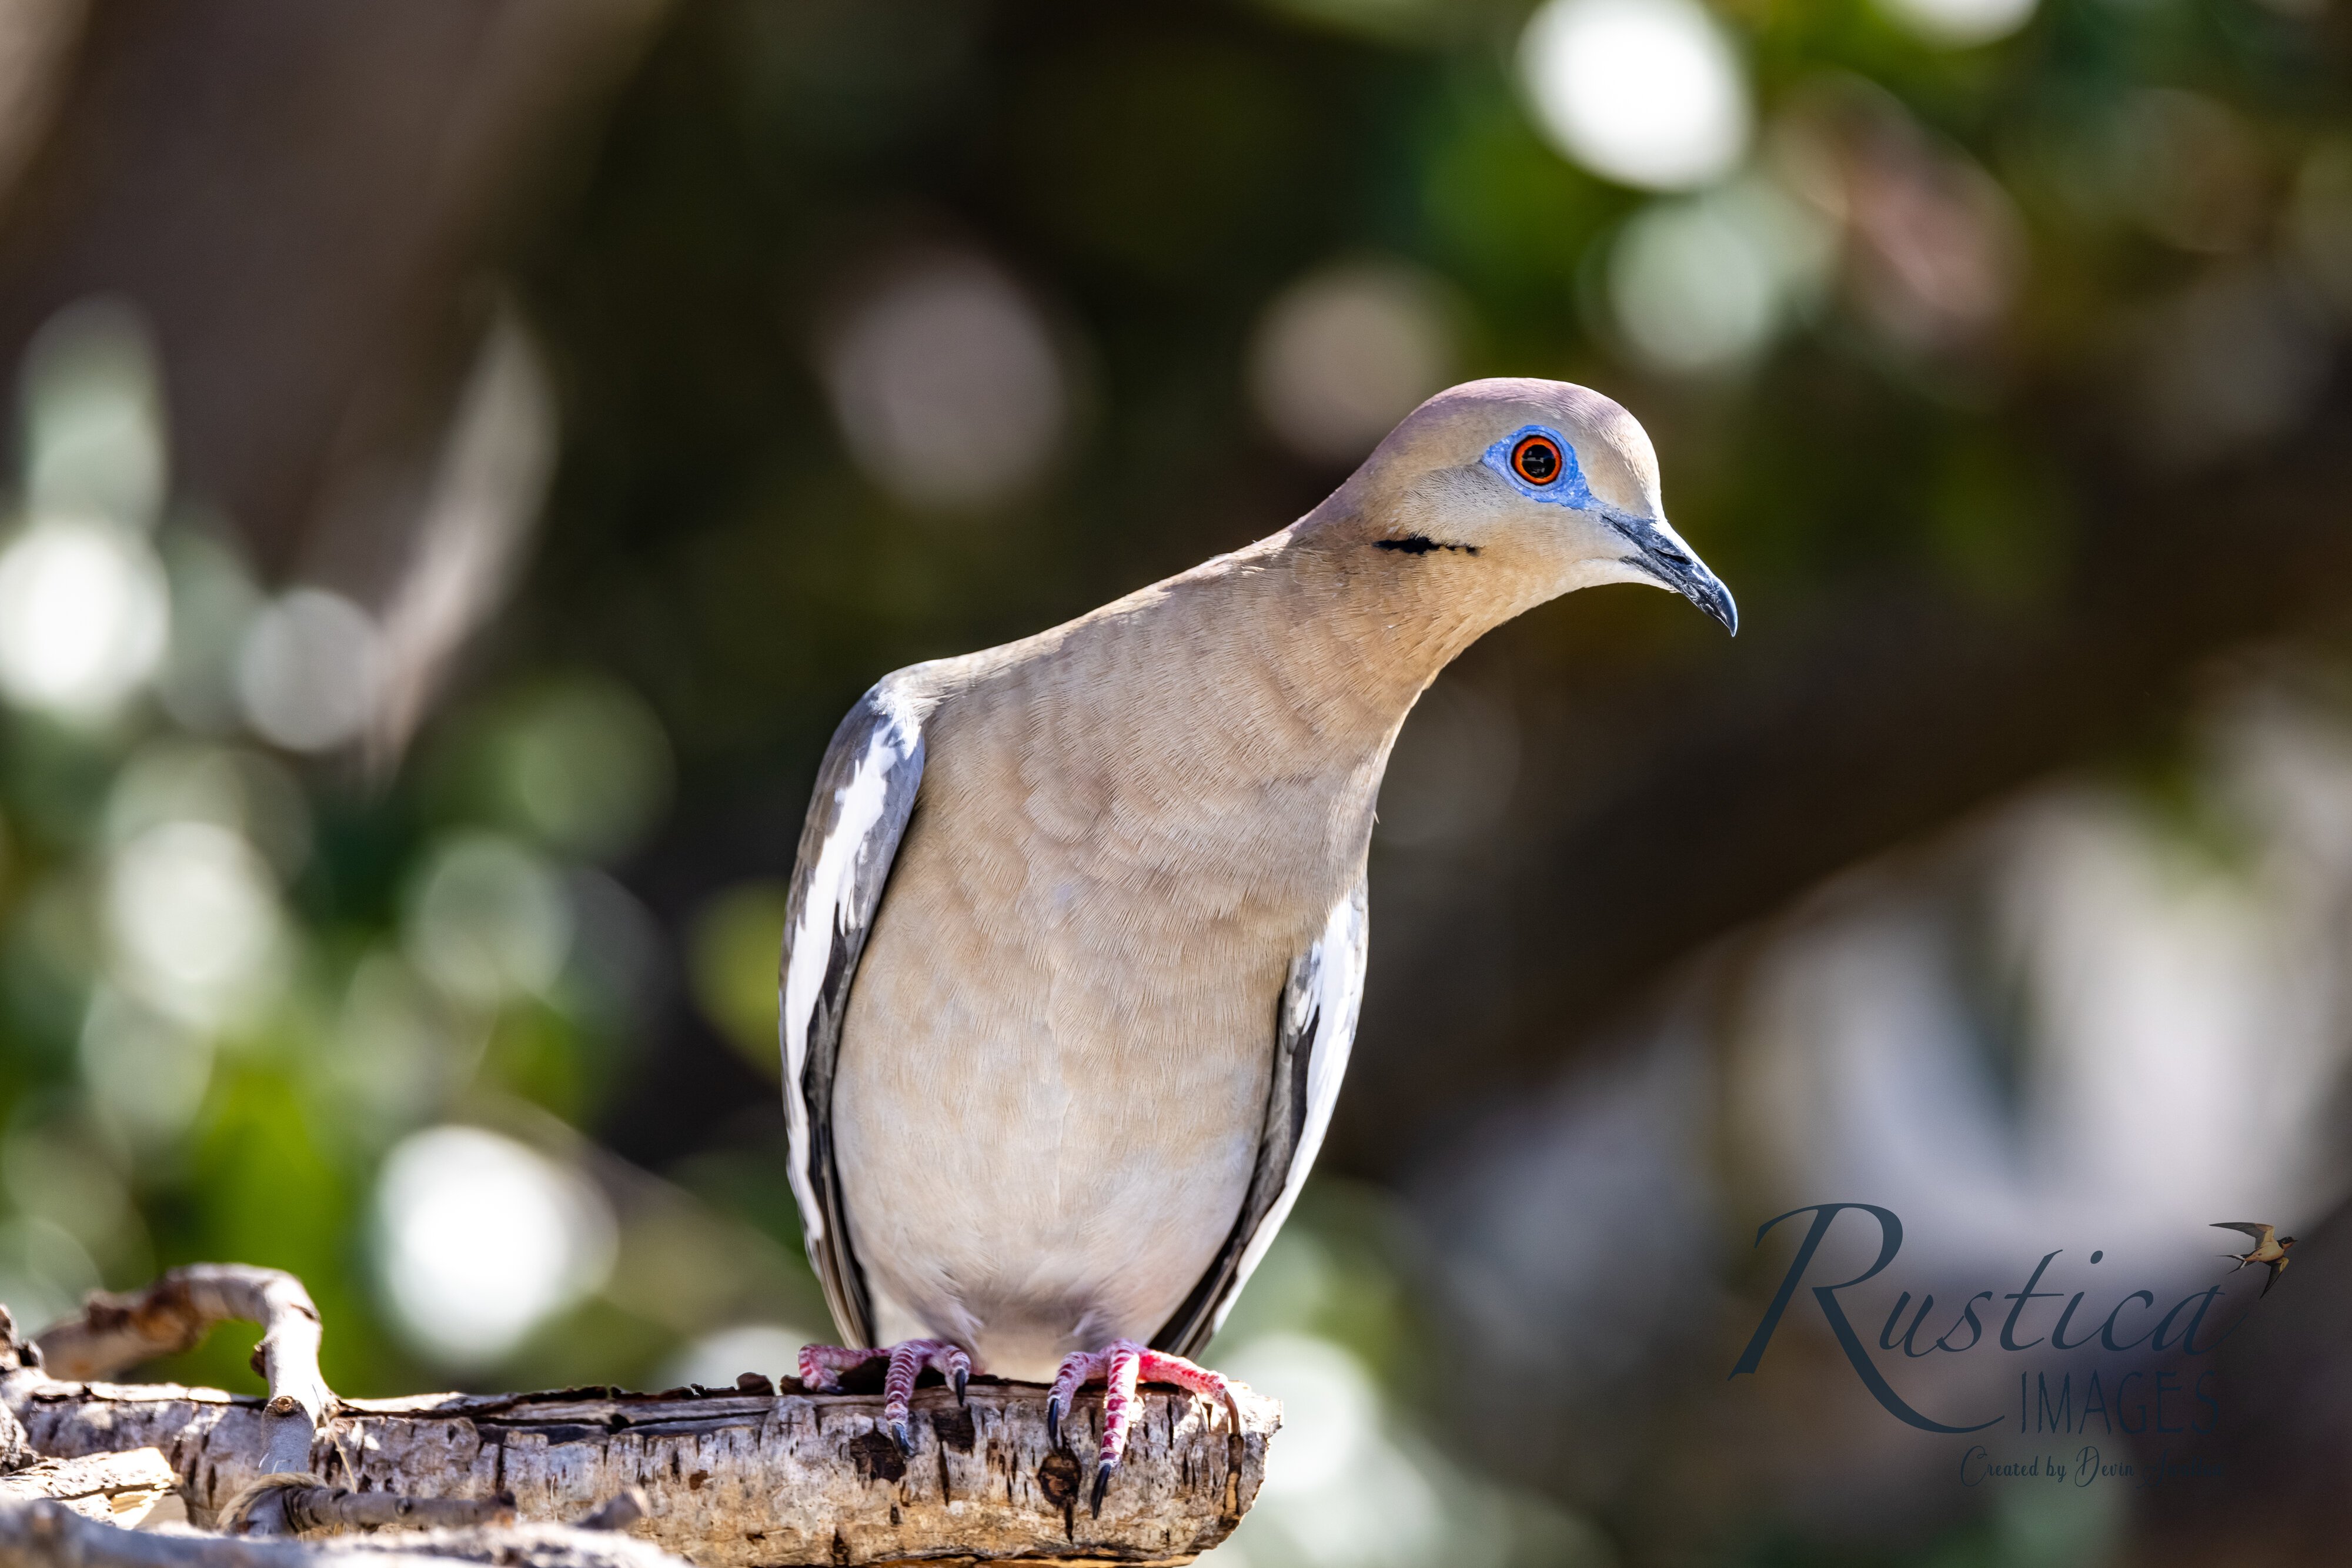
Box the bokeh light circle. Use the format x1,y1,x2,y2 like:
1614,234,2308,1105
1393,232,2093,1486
1877,0,2037,49
373,1125,615,1365
1519,0,1751,192
236,588,383,753
0,513,168,717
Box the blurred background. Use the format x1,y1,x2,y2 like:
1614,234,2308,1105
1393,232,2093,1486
0,0,2347,1563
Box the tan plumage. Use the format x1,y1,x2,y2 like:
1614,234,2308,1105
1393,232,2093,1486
2214,1221,2296,1297
781,378,1735,1382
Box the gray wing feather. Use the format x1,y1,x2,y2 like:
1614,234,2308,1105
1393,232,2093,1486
1154,872,1370,1359
780,676,928,1349
2211,1222,2274,1243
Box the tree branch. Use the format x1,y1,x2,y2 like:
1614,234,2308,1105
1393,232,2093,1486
215,1482,512,1539
0,1310,35,1477
6,1372,1275,1566
7,1261,1277,1564
0,1450,179,1527
36,1269,331,1482
0,1499,689,1568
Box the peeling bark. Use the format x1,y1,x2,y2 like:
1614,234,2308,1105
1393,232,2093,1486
0,1405,27,1479
214,1482,512,1538
34,1269,335,1540
2,1311,39,1476
0,1499,690,1568
36,1268,330,1483
0,1450,179,1527
7,1375,1277,1566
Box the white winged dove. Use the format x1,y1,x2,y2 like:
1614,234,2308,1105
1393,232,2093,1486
781,378,1735,1507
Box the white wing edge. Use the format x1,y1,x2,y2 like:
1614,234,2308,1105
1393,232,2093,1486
779,686,923,1252
1208,880,1369,1339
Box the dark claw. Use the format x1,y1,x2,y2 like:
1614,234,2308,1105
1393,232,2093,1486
890,1418,913,1456
1045,1395,1061,1447
954,1366,968,1405
1090,1460,1114,1518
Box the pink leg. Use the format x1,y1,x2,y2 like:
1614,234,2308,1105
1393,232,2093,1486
1047,1340,1244,1516
796,1343,883,1391
798,1338,973,1453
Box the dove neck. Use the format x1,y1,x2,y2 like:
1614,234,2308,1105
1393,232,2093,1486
1268,518,1534,714
1190,527,1509,749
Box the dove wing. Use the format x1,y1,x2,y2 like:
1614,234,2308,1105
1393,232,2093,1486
1152,873,1369,1359
780,676,928,1349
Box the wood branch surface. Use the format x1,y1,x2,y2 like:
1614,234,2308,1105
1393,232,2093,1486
214,1481,511,1539
2,1310,38,1476
36,1270,330,1486
6,1374,1277,1567
0,1449,179,1527
0,1498,690,1568
1,1403,26,1479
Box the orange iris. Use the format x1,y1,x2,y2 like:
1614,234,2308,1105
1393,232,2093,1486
1511,434,1562,486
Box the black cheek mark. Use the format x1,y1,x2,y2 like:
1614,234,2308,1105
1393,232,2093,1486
1375,536,1478,556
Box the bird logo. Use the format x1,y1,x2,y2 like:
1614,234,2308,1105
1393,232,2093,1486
2212,1222,2296,1297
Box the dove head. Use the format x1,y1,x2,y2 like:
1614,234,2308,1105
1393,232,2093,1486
1314,377,1736,635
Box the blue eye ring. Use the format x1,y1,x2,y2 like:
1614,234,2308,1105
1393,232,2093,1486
1481,424,1596,507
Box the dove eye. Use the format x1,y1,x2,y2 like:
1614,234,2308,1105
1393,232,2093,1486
1511,434,1562,486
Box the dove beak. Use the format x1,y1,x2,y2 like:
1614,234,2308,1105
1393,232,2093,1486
1605,509,1738,636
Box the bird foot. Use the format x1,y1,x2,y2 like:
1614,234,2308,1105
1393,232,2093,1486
1045,1340,1241,1517
798,1338,973,1453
